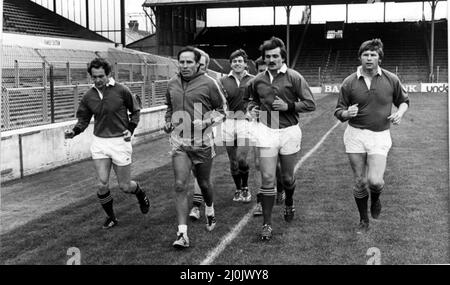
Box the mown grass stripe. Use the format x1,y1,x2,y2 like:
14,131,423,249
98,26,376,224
200,121,340,265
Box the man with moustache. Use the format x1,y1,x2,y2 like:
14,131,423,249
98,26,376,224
246,37,316,240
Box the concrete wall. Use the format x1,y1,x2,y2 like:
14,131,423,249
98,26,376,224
0,105,167,183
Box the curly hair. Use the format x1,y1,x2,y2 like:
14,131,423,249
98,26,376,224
87,57,112,75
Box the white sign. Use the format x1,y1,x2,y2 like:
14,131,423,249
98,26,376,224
420,83,448,93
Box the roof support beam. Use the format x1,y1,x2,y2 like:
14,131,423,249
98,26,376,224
285,5,292,66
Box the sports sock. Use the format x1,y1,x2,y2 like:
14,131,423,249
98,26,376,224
239,165,250,188
178,224,187,235
97,191,115,219
370,184,384,203
193,193,203,207
256,192,263,203
284,180,296,207
260,187,276,225
205,204,215,216
232,173,241,190
353,182,369,222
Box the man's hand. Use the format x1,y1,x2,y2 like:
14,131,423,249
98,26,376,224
122,129,132,142
163,122,173,134
193,119,210,130
249,106,260,120
64,129,75,139
387,111,405,125
272,96,288,111
345,104,359,118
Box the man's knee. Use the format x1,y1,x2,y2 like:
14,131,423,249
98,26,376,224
196,179,211,191
355,177,368,187
119,182,132,193
353,177,368,198
282,176,296,189
368,176,384,191
238,159,249,172
368,178,384,192
98,181,109,194
229,161,239,175
175,181,187,193
261,171,275,184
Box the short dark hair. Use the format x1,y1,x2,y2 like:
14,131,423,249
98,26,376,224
358,38,384,60
177,46,201,63
229,49,248,63
88,58,111,75
255,56,266,69
260,37,287,62
194,48,210,68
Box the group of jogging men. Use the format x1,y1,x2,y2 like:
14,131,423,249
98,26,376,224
65,36,409,249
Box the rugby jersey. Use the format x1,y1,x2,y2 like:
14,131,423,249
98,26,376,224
219,71,255,119
72,78,141,138
334,66,410,132
246,64,316,129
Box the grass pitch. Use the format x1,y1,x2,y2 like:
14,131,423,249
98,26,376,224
0,93,448,265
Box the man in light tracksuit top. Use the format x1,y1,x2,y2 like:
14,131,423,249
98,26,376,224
164,46,226,249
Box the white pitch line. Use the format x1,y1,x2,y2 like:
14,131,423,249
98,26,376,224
200,121,341,265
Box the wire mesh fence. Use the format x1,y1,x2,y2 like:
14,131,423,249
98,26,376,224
1,48,177,131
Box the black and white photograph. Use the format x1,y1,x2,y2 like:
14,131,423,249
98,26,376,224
0,0,448,270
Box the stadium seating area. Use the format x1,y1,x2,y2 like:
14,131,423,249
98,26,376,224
3,0,110,42
194,20,448,85
1,0,447,131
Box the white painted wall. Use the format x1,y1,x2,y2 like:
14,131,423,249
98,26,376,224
2,32,115,51
0,105,167,182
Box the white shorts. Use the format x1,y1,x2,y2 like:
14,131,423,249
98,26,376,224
343,125,392,156
254,123,302,157
90,136,132,166
214,119,252,146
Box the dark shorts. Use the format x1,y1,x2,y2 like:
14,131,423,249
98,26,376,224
172,145,215,165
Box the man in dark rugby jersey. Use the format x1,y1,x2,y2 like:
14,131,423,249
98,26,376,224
247,37,316,240
335,38,409,234
219,49,255,204
64,58,150,229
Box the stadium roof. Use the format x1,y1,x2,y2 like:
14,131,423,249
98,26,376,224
143,0,424,8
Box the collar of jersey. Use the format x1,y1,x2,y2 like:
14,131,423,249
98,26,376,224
228,70,248,78
92,77,115,88
357,66,382,78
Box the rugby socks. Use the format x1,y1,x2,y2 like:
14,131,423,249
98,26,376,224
231,173,241,190
370,184,384,203
260,187,276,225
284,179,296,207
134,182,145,199
193,193,204,208
239,165,250,189
97,191,115,219
276,179,284,193
353,182,369,222
276,165,284,193
256,192,263,203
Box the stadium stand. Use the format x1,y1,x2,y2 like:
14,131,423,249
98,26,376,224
194,21,448,85
3,0,111,42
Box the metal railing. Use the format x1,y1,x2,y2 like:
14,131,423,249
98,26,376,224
1,60,173,131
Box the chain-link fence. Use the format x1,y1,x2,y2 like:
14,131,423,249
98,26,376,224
1,47,226,132
1,48,178,131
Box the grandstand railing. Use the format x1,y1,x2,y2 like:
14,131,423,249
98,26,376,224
1,60,175,131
